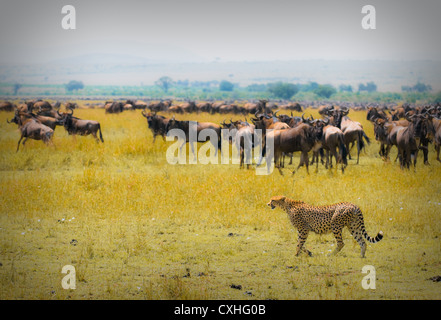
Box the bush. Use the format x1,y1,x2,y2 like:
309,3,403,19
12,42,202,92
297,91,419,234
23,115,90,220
267,82,298,99
314,84,337,98
65,80,84,92
219,80,234,91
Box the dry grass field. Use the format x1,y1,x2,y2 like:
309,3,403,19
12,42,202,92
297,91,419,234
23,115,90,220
0,102,440,300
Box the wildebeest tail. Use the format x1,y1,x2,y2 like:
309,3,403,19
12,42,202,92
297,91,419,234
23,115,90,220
339,134,348,165
358,130,370,153
98,124,104,142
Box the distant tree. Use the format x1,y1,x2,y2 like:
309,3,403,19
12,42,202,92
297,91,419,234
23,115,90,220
155,76,173,93
13,83,22,95
339,84,353,92
412,81,432,93
295,82,318,92
65,80,84,92
246,83,268,92
314,84,337,98
402,82,432,93
401,85,412,92
219,80,234,91
358,81,377,93
267,82,298,99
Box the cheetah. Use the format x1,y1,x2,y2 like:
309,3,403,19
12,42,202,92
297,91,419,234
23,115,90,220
267,196,383,257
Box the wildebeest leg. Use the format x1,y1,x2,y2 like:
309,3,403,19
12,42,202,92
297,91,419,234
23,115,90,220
239,147,244,169
92,132,100,143
346,142,352,160
294,151,309,175
420,142,429,165
16,134,25,152
331,148,339,169
244,144,252,169
436,144,441,162
189,141,196,162
275,151,283,175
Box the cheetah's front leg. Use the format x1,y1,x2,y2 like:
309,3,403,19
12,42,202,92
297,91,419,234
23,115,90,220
296,230,312,256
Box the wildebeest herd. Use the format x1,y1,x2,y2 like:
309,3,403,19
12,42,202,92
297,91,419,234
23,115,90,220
2,99,441,172
4,100,103,151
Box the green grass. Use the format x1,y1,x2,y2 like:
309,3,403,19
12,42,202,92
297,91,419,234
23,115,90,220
0,104,440,299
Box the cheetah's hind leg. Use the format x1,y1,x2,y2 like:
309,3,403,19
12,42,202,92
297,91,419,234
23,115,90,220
349,221,367,258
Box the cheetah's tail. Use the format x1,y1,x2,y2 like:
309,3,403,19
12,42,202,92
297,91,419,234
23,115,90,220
363,229,384,243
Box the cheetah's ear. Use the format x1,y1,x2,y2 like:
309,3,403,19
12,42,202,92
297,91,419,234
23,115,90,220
280,196,286,201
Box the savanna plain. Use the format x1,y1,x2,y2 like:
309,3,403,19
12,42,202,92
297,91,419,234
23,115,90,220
0,102,440,300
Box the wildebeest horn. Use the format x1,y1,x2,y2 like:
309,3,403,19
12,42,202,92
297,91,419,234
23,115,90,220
273,110,279,117
67,107,73,115
141,110,147,117
301,113,306,122
323,117,330,125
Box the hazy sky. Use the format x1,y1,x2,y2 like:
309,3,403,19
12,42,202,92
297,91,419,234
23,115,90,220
0,0,440,63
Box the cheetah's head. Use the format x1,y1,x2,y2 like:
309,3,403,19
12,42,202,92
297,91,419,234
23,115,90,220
267,196,286,210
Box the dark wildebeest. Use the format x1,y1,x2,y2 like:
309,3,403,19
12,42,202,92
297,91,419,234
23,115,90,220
433,116,441,162
373,118,409,161
0,101,16,111
243,99,270,115
196,102,212,113
319,120,348,173
227,120,259,170
395,113,433,169
262,119,323,175
165,117,222,161
105,101,124,114
59,109,104,143
367,106,390,123
279,102,303,112
179,101,197,113
340,116,370,164
141,110,170,143
417,109,436,165
125,99,147,110
8,111,54,152
33,114,63,130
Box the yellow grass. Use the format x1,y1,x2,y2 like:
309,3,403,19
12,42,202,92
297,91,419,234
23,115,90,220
0,103,440,300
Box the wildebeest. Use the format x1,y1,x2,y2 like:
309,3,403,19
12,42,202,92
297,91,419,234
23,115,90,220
165,117,221,161
125,99,147,110
58,109,104,143
146,100,172,112
8,111,54,152
141,110,170,143
394,113,434,169
225,120,259,169
317,120,348,173
433,116,441,162
0,101,16,112
105,101,124,114
367,106,391,123
279,102,303,112
341,116,370,164
262,119,323,175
